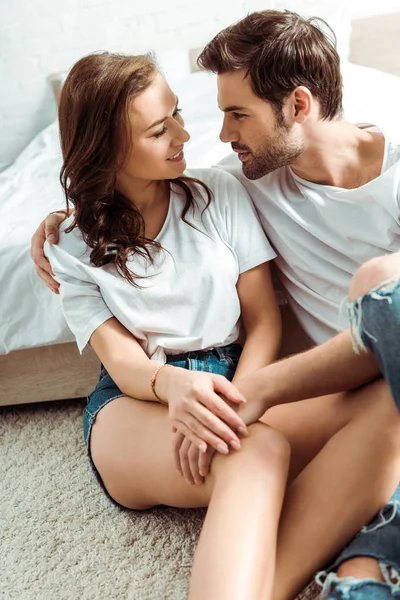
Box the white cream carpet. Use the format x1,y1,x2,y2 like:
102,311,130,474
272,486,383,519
1,398,318,600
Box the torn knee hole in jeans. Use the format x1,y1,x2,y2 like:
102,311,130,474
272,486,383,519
316,565,400,593
341,274,400,354
316,494,400,593
381,564,400,587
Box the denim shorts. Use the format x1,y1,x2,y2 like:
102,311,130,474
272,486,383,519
83,343,242,507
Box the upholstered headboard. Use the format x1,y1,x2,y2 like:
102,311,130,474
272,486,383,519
47,71,67,106
350,11,400,77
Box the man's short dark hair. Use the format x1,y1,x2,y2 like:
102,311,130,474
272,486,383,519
198,10,343,120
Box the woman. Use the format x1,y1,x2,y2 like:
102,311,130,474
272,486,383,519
34,51,400,600
42,51,288,600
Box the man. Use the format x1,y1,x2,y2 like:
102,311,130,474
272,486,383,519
196,10,400,599
31,10,400,599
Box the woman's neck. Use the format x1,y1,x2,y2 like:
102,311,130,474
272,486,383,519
116,178,170,213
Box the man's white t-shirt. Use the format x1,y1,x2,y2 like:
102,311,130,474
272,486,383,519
218,127,400,343
45,168,276,362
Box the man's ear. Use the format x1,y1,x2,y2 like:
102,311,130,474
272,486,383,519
290,86,313,123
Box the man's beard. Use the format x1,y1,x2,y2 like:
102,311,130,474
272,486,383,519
234,123,304,180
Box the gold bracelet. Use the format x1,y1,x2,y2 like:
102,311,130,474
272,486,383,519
150,364,171,405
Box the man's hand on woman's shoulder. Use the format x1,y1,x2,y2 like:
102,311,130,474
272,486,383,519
30,210,70,294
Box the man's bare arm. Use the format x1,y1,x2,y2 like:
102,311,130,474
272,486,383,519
236,329,381,421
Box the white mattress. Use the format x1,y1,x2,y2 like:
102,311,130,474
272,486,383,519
1,62,400,354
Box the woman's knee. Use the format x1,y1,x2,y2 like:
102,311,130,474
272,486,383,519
242,423,291,472
210,422,290,492
349,254,400,301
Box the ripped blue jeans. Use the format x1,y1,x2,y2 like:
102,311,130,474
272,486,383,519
317,276,400,598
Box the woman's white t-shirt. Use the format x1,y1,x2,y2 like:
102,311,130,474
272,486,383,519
45,168,276,362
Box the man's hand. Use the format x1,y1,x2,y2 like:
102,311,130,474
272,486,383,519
234,374,273,424
30,210,70,293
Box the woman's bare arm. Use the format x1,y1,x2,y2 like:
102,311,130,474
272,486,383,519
233,261,282,382
90,317,248,453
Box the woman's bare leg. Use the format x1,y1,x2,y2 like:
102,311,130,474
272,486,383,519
90,397,290,600
259,378,400,599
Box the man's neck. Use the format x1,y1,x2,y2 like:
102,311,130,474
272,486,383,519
290,120,385,189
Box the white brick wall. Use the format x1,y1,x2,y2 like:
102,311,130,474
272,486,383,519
0,0,397,170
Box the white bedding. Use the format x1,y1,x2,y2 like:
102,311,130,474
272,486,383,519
1,62,400,354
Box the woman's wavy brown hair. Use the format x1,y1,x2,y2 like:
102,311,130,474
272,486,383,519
58,52,212,286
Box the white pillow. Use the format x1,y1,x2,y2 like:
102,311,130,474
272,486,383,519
341,61,400,143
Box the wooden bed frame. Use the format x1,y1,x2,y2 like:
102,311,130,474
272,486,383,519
2,12,399,407
0,343,100,406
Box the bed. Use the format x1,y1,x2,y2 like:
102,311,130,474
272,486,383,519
2,35,400,406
